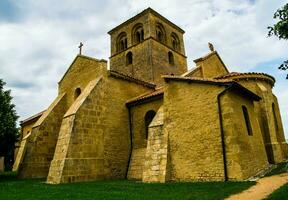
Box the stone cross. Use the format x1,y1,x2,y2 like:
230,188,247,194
78,42,83,55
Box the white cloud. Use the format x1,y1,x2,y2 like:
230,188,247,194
1,0,287,139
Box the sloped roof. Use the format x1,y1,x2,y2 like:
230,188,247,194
108,7,185,34
126,87,164,106
58,54,107,84
215,72,275,86
163,75,234,85
20,110,46,125
109,70,156,89
163,75,261,101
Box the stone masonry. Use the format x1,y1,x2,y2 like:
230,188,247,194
15,8,288,184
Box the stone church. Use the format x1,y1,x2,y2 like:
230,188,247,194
13,8,287,184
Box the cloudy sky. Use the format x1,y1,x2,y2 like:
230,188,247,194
0,0,287,139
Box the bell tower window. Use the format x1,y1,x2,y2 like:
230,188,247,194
132,24,144,44
156,23,166,43
171,33,180,51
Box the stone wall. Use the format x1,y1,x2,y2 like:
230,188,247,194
109,9,187,85
221,91,268,180
142,106,168,183
47,78,104,183
58,55,107,107
130,99,163,149
236,79,287,163
18,93,67,178
151,39,187,84
47,73,153,184
164,80,225,181
127,99,163,180
194,52,228,79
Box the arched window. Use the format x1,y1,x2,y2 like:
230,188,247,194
155,23,166,43
242,106,253,136
144,110,156,139
132,24,144,44
126,51,133,65
74,88,81,100
116,32,128,52
171,33,180,51
168,51,174,65
272,103,279,133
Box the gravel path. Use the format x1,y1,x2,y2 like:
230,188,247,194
226,173,288,200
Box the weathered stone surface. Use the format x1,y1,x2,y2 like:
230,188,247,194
109,8,187,85
17,8,287,185
143,106,168,183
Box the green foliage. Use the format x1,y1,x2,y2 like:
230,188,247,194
268,3,288,79
0,79,19,170
0,174,255,200
268,3,288,40
267,183,288,200
265,161,288,177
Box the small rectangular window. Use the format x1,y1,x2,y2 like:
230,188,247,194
242,106,253,136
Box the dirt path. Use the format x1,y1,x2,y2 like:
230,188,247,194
226,173,288,200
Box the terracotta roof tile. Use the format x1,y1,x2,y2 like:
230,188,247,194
20,110,46,125
109,70,156,89
163,75,234,84
215,72,275,85
126,87,164,106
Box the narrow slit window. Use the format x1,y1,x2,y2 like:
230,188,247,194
272,103,279,132
168,51,174,65
74,88,81,100
242,106,253,136
126,52,133,65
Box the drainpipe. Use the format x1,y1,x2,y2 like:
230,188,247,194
217,84,234,182
125,106,133,179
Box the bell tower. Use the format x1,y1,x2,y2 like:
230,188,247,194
108,8,188,85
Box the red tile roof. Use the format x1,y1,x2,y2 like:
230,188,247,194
109,70,156,89
126,87,164,106
20,110,46,125
215,72,275,85
163,75,234,84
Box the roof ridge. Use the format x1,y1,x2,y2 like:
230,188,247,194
163,75,233,83
215,71,275,83
126,87,164,106
20,110,46,125
109,70,156,88
108,7,185,34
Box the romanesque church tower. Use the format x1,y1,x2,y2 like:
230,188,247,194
108,8,188,85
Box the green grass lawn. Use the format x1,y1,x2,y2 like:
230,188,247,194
0,172,255,200
267,183,288,200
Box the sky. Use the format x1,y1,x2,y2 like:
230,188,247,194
0,0,287,139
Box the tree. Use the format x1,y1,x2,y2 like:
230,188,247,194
0,79,19,170
268,3,288,79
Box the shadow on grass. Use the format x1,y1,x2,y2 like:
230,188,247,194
0,171,18,182
0,172,256,200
